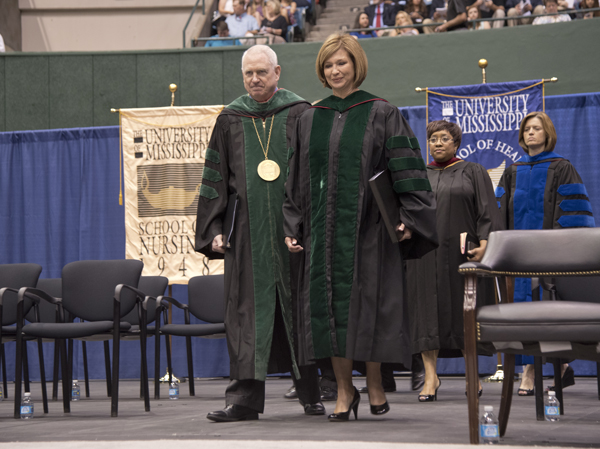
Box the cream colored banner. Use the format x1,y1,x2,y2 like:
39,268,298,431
120,106,224,284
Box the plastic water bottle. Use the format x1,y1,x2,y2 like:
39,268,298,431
20,392,34,419
72,380,81,401
169,381,179,400
480,405,499,444
545,391,560,421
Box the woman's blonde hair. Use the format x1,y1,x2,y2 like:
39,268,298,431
266,0,281,16
315,34,368,89
395,11,414,26
518,111,557,154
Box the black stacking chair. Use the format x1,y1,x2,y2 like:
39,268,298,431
89,275,169,399
13,259,146,418
154,275,225,398
0,263,43,402
459,228,600,444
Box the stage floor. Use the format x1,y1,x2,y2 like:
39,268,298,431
1,376,599,448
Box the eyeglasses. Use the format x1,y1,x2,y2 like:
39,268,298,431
428,136,454,145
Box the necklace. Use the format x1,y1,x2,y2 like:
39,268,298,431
252,116,280,181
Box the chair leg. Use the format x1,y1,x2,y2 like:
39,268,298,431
52,342,59,400
2,344,8,399
186,336,195,396
14,332,24,418
82,341,90,398
499,353,515,437
111,339,121,418
104,341,112,397
68,338,74,388
140,325,150,412
23,342,30,393
37,338,49,414
166,335,173,384
552,359,564,415
463,274,480,444
59,339,71,413
154,332,161,400
534,356,544,421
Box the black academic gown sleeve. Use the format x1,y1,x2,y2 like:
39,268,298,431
195,114,230,260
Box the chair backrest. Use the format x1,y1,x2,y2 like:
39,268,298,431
187,275,225,323
61,259,143,322
0,263,42,325
25,278,62,323
554,276,600,304
121,275,168,325
479,228,600,275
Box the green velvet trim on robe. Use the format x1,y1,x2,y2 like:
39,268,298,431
388,157,426,172
228,89,306,115
393,178,432,193
202,166,223,183
205,148,220,164
199,184,218,200
385,135,420,151
308,108,335,358
241,110,297,379
315,90,380,112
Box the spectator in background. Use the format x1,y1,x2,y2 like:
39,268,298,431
404,0,430,27
391,10,420,34
532,0,572,22
471,0,506,27
350,12,379,38
365,0,398,30
422,0,448,33
226,0,260,37
466,4,492,28
281,0,297,24
261,0,289,42
578,0,600,18
506,0,545,26
250,0,267,25
219,0,235,16
434,0,469,31
205,21,242,46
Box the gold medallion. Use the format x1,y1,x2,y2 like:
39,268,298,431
257,159,280,181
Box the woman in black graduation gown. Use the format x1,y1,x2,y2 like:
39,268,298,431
407,120,502,402
283,34,437,421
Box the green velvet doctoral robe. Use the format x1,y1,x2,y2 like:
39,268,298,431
283,90,438,367
195,89,310,381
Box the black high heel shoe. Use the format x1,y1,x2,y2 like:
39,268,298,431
370,401,390,415
546,365,575,391
465,386,483,398
328,387,360,422
418,378,441,402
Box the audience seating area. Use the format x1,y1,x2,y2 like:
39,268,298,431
194,0,599,46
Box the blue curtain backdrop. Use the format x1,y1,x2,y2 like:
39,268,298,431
1,93,598,381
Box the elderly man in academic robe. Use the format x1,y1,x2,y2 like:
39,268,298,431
195,45,324,422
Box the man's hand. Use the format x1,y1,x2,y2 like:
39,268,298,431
396,223,413,242
285,237,304,253
467,239,487,262
212,234,226,254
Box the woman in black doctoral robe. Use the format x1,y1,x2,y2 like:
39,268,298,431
283,34,437,421
407,120,502,402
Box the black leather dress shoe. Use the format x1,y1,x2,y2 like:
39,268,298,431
284,385,298,399
320,386,337,401
206,404,259,422
301,401,326,415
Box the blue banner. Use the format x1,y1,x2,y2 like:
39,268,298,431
427,80,544,172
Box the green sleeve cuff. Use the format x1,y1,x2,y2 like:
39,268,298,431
386,135,421,151
200,184,219,200
393,178,432,193
205,147,221,164
388,157,426,172
203,166,223,183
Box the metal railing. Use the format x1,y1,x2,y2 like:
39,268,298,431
183,0,206,48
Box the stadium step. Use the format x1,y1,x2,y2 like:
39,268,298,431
306,0,365,42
